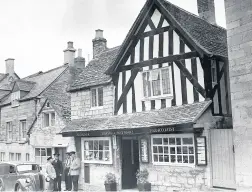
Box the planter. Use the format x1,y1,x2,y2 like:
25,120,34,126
104,182,117,191
137,182,151,191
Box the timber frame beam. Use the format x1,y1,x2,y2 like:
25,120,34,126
119,51,199,71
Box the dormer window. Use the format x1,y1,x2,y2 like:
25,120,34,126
42,111,55,127
91,87,103,108
11,91,20,107
142,67,172,99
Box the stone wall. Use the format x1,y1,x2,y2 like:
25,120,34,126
225,0,252,190
71,84,114,120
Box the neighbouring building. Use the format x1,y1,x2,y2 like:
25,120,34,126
61,0,234,191
225,0,252,191
0,42,84,170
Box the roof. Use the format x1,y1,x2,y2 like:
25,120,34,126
106,0,227,74
0,64,68,105
69,46,120,91
0,73,7,82
61,100,211,133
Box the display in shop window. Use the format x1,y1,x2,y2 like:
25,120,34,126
196,136,207,166
140,137,149,163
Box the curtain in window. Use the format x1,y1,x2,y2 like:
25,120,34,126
162,68,170,94
143,72,151,97
98,88,103,106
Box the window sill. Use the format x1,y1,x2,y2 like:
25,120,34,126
6,141,13,144
141,95,173,101
90,106,104,110
18,141,27,144
82,160,112,165
152,162,196,168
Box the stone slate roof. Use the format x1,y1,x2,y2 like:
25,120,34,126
61,101,211,133
0,64,68,105
69,46,120,91
0,73,7,82
159,0,227,58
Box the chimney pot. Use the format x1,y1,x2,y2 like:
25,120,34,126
93,29,107,58
5,58,15,75
63,41,76,66
67,41,74,49
78,49,82,57
95,29,104,39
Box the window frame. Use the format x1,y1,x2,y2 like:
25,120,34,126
15,153,21,161
35,147,52,165
0,152,5,162
42,111,56,128
9,152,15,161
151,134,195,167
142,66,173,100
90,87,104,109
26,153,30,162
6,122,13,141
19,119,27,141
81,137,112,164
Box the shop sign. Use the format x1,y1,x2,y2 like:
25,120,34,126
196,136,207,166
140,137,149,163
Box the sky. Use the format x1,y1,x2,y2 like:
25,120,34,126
0,0,226,78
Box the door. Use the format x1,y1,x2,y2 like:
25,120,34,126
121,139,139,189
54,147,66,181
211,129,236,189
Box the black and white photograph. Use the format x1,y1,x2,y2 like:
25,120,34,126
0,0,250,191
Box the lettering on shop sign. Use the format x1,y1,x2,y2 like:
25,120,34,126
196,136,207,166
101,130,134,136
76,132,90,137
140,137,149,163
150,127,175,133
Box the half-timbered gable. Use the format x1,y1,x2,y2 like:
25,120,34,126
106,0,230,117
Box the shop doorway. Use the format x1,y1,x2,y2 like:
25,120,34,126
121,137,139,189
54,147,67,181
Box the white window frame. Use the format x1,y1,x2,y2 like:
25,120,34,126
42,111,56,127
142,66,173,100
26,153,30,162
35,147,52,165
0,152,5,162
15,153,21,161
81,137,112,164
151,134,195,167
9,152,15,161
19,119,27,141
6,122,12,141
90,87,104,109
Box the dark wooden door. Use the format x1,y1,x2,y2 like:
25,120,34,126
122,139,139,189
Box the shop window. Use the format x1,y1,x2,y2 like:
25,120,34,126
35,148,52,165
91,87,103,108
19,120,27,141
151,134,195,165
82,137,112,164
142,67,172,99
0,152,5,162
42,112,55,127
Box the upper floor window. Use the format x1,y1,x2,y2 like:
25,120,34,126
91,87,103,108
9,152,15,161
6,122,13,141
11,91,20,107
142,67,171,99
19,120,27,141
0,152,5,162
16,153,21,161
26,153,30,162
211,62,217,84
42,112,55,127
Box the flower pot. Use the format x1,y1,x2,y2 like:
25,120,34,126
137,182,151,191
104,182,117,191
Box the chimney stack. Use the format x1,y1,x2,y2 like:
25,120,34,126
74,49,86,68
5,58,15,75
92,29,107,59
63,41,76,66
197,0,216,25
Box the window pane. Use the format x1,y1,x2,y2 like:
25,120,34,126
44,113,49,127
89,141,94,150
91,89,97,107
47,148,52,156
170,147,175,154
163,138,168,145
99,152,103,160
84,141,89,150
189,147,194,154
143,72,147,97
177,155,182,163
99,140,103,150
164,147,169,154
158,146,163,153
152,70,161,96
171,155,176,163
153,138,162,145
153,154,158,162
153,146,158,153
159,155,164,162
35,149,40,156
104,151,110,161
164,155,169,162
189,156,194,163
169,138,175,145
41,149,46,156
182,146,188,154
183,138,193,145
162,68,170,94
177,147,182,154
51,113,55,126
94,141,98,150
176,138,181,145
183,156,188,163
104,140,109,147
94,151,98,160
98,88,103,106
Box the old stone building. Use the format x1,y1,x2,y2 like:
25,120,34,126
62,0,234,191
225,0,252,191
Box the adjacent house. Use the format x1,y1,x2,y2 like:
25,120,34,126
62,0,234,191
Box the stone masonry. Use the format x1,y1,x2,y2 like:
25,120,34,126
225,0,252,191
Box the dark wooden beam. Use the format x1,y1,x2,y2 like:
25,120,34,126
141,26,170,38
216,60,222,115
147,17,156,30
119,51,199,71
113,74,119,115
116,69,140,113
191,58,199,102
122,71,127,114
131,51,136,113
169,28,176,106
140,38,144,61
142,101,146,111
149,35,154,69
158,32,164,68
157,15,165,28
174,60,206,98
180,39,188,105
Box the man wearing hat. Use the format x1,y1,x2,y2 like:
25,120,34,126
46,156,56,192
52,153,63,191
69,151,81,192
64,152,72,191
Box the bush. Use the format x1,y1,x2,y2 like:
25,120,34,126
136,169,149,184
104,173,116,184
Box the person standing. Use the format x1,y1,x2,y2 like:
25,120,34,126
46,157,56,192
52,153,63,191
69,151,81,192
64,152,72,191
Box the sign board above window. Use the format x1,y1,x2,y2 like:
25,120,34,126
196,136,207,166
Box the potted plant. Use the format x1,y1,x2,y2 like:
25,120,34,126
136,169,151,191
104,173,117,191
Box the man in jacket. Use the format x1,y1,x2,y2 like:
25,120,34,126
46,157,56,192
52,153,63,191
69,151,81,192
64,152,72,191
